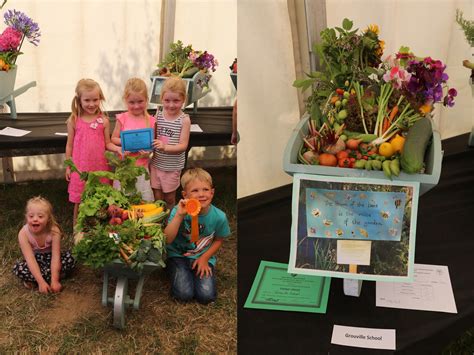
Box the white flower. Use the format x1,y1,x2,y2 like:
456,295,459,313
96,117,104,124
90,122,98,129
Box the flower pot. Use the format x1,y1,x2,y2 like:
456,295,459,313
0,67,17,99
149,70,211,107
283,114,442,196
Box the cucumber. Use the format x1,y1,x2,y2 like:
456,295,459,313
400,117,433,174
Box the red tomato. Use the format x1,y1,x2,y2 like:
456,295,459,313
336,150,349,160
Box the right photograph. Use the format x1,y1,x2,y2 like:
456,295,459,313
237,0,474,353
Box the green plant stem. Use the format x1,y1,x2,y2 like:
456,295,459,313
353,82,369,134
373,83,394,136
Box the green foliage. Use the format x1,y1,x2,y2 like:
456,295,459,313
456,9,474,47
156,40,195,76
293,18,384,127
72,225,120,268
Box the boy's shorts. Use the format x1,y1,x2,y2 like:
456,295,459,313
150,168,181,193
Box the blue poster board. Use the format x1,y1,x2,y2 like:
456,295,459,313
120,128,153,153
289,173,420,282
305,188,406,241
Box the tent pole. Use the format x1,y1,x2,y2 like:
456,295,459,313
304,0,327,73
159,0,176,62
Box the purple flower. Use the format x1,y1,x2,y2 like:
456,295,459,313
448,88,457,97
4,9,41,46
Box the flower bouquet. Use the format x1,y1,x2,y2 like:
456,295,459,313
153,40,218,89
150,40,218,107
0,7,40,71
289,18,455,189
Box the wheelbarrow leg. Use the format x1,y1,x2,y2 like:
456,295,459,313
133,275,146,310
5,97,17,119
102,270,109,307
113,275,129,329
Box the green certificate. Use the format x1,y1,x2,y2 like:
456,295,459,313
244,261,331,313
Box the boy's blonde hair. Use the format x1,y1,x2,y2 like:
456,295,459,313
181,168,213,190
123,77,151,123
67,78,107,126
25,196,61,235
160,76,187,103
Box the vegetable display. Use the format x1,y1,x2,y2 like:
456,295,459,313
293,19,456,178
66,153,168,270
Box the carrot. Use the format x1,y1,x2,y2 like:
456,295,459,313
382,117,390,134
330,96,339,104
388,105,398,123
120,248,131,264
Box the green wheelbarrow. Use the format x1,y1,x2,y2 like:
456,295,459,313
101,259,161,329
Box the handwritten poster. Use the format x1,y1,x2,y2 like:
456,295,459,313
305,188,406,241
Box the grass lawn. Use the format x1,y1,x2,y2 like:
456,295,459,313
0,166,236,353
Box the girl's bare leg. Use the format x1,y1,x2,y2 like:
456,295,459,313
153,188,164,202
163,191,176,210
73,203,79,227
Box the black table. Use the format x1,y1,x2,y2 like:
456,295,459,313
0,106,232,157
238,133,474,354
0,107,232,182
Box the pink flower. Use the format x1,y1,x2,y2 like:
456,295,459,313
383,66,411,89
0,27,22,51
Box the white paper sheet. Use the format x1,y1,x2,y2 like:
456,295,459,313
337,240,371,266
190,124,203,132
0,127,31,137
331,325,396,350
376,264,457,313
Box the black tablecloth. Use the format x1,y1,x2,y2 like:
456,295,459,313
238,133,474,354
0,107,232,157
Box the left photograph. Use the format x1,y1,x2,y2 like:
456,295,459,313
0,0,236,352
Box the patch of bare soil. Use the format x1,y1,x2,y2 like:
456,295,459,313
41,267,103,330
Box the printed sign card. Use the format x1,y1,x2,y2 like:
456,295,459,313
289,174,419,282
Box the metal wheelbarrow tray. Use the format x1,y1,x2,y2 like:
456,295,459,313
283,114,443,196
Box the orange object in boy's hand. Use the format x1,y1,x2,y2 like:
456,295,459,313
186,199,201,243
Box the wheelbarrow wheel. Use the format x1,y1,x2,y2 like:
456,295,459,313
113,275,129,329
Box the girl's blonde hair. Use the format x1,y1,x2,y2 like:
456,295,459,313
123,77,151,123
67,78,107,126
160,76,187,103
181,168,213,190
25,196,61,236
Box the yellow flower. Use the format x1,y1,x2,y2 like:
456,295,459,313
376,40,385,56
366,24,379,35
419,103,433,114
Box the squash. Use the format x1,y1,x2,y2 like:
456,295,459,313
400,117,433,174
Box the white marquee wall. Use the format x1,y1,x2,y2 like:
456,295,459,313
2,0,236,113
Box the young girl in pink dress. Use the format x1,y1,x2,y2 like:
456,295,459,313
65,79,120,226
13,197,76,293
111,78,155,202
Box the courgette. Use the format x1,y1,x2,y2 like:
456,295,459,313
400,117,433,174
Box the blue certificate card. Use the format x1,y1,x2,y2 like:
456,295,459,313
244,261,331,313
289,174,420,283
120,128,153,153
